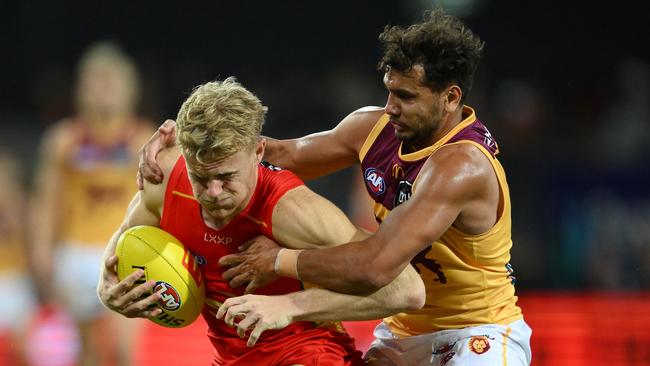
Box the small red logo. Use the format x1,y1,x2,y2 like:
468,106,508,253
154,281,181,311
468,336,490,355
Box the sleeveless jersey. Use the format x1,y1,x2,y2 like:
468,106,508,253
359,106,522,336
160,156,347,347
0,200,26,273
59,122,142,246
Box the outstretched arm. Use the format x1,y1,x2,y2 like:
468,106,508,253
137,107,383,185
217,184,425,346
292,144,496,292
216,265,423,347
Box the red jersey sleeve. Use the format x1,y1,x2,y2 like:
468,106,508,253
252,162,304,239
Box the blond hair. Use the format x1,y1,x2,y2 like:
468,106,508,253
176,77,267,164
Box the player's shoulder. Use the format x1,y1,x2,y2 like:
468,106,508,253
39,118,80,155
420,143,494,192
343,106,386,127
258,161,303,185
158,146,182,178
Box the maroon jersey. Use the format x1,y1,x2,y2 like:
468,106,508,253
359,106,499,221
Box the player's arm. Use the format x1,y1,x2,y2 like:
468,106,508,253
137,107,383,185
217,185,425,346
97,147,180,318
292,144,495,293
28,122,71,304
262,107,383,179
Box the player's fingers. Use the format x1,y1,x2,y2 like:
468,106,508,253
244,280,261,295
224,304,248,327
216,297,246,320
122,291,161,318
136,170,144,190
114,269,145,293
218,253,243,267
238,239,255,252
104,255,119,271
221,265,244,281
236,313,259,339
159,119,176,133
229,274,251,289
247,322,269,347
113,279,156,308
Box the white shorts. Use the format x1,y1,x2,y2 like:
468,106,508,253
365,318,532,366
54,244,107,322
0,273,37,333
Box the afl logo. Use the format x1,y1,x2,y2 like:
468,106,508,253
154,281,181,311
364,168,386,195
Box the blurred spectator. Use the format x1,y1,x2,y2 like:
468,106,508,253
0,152,36,366
28,41,155,366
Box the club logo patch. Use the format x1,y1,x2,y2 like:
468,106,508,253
468,336,490,355
154,281,181,311
364,168,386,195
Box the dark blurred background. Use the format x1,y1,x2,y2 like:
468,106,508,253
1,0,648,292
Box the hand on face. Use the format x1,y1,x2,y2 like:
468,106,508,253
97,255,163,318
219,235,281,294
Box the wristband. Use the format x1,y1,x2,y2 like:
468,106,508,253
274,248,303,280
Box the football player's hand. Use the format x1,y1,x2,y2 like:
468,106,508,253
216,294,294,347
219,236,280,294
137,119,177,190
97,255,163,318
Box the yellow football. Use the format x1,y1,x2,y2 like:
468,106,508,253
116,225,205,328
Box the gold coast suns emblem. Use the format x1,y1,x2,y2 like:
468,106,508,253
468,336,490,355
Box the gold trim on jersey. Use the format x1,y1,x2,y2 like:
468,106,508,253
245,215,268,227
398,106,477,162
502,326,512,365
172,190,197,201
359,114,391,162
373,202,391,222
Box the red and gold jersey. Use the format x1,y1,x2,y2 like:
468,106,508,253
160,156,358,362
359,106,522,336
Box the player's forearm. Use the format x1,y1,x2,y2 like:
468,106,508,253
293,238,406,293
290,266,425,322
264,136,355,180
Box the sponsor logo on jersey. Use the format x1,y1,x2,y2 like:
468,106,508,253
154,281,181,311
203,233,232,245
394,180,412,207
364,168,386,195
391,163,405,180
468,336,491,355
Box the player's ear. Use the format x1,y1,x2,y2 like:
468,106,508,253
255,138,266,162
444,84,462,113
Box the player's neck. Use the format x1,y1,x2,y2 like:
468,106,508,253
78,111,134,144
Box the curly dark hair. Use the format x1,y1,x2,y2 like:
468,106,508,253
378,8,484,102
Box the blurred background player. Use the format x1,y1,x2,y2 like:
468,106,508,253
29,41,155,366
0,151,36,366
